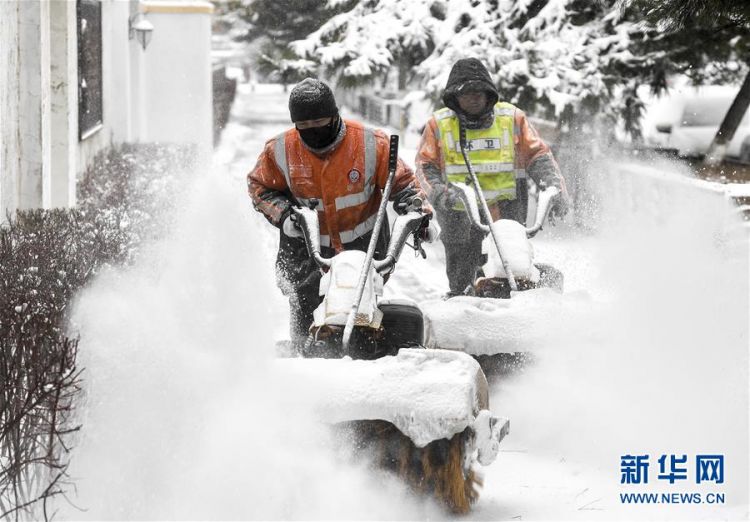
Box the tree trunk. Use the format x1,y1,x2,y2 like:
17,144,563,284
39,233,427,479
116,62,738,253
381,69,389,89
703,68,750,166
398,56,408,92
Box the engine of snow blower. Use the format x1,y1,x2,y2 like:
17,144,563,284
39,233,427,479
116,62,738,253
301,299,424,360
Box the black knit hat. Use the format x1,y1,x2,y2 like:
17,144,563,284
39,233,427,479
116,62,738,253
288,78,338,122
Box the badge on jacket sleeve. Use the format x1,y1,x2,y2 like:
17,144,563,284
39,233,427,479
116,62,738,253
348,169,361,183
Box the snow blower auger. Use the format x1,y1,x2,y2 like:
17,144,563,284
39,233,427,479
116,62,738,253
274,136,509,514
421,127,567,367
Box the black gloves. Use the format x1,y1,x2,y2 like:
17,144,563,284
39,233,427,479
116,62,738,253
393,186,422,215
436,184,464,212
548,191,570,223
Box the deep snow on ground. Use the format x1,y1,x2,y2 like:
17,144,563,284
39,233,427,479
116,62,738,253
60,83,748,520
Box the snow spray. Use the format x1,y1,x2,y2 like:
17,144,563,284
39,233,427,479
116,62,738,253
481,157,749,519
59,123,437,519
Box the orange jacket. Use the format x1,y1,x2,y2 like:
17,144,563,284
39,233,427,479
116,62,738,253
248,120,430,253
415,107,567,212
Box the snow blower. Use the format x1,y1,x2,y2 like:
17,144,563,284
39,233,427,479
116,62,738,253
274,136,509,513
420,127,568,363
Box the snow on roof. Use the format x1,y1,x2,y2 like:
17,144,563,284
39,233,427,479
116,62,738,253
141,1,214,14
274,348,488,447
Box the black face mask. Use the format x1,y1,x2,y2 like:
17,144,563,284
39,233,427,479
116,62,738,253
459,109,495,130
296,116,341,149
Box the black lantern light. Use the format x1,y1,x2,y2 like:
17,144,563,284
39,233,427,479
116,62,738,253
128,13,154,51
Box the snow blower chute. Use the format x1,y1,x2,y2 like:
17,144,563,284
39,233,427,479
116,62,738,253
274,135,509,513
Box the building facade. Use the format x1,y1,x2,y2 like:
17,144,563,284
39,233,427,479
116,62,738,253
0,0,214,217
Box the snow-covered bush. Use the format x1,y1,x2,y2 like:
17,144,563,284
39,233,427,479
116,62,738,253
0,209,128,520
0,143,186,519
77,142,191,246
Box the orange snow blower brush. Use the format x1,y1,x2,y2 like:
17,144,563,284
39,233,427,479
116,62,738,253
280,349,507,514
339,417,483,513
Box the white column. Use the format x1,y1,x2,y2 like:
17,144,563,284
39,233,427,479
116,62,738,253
0,1,21,217
17,0,52,209
49,0,78,208
128,0,148,142
109,0,134,143
141,1,215,161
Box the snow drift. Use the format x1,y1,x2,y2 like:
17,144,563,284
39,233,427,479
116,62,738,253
60,137,438,519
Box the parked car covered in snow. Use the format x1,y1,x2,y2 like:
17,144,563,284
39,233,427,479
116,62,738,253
642,86,750,159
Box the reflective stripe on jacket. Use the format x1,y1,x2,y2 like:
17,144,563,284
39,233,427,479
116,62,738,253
435,103,521,204
415,104,567,216
248,120,428,253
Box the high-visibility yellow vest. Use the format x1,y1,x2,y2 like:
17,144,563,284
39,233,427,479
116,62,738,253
435,102,524,206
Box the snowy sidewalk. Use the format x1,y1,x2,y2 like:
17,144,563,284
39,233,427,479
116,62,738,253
215,83,749,521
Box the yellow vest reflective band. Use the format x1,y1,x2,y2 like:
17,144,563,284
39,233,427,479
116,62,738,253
435,102,522,205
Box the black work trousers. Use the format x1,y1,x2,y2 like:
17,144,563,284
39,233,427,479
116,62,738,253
436,193,527,295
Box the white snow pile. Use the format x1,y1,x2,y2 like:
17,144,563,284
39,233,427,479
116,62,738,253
421,289,588,355
314,250,384,327
275,348,488,447
482,219,540,281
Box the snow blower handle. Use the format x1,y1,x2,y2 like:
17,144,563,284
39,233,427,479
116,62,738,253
526,186,560,238
388,134,399,172
458,127,519,292
291,205,332,270
342,134,400,354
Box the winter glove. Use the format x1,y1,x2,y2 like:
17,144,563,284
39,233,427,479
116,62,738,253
393,186,422,215
548,191,570,224
281,213,304,239
436,184,464,212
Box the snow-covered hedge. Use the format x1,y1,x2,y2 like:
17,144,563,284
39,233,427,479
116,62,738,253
0,210,128,519
0,143,186,519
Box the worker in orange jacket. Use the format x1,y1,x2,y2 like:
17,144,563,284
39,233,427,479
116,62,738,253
248,78,436,344
415,58,569,297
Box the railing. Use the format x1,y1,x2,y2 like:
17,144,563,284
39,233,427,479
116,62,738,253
598,160,750,229
337,89,407,132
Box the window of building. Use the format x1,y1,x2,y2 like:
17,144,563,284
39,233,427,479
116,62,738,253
77,0,103,140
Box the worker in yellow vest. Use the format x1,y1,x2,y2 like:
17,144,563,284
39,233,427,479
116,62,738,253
415,58,569,297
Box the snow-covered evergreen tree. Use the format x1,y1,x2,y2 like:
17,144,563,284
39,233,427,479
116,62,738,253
288,0,645,137
223,0,351,85
291,0,437,89
286,0,747,141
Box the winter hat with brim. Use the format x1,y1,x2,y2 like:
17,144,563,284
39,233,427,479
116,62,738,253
289,78,338,122
442,58,499,114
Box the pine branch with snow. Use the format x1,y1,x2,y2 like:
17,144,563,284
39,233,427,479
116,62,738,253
255,0,748,140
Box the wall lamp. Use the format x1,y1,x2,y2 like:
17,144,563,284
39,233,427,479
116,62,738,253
129,13,154,51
